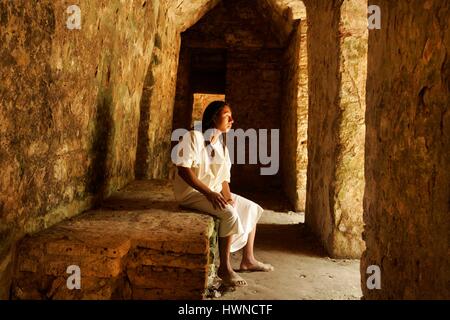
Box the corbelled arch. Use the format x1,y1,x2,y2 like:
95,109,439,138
135,0,221,179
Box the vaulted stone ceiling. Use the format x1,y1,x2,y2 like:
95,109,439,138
170,0,221,32
171,0,306,44
274,0,307,20
255,0,301,45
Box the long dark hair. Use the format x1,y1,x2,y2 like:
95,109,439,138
201,100,228,152
201,100,227,133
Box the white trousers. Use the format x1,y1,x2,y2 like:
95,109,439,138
180,192,264,253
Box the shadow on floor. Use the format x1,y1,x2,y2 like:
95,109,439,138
255,223,327,257
232,188,295,212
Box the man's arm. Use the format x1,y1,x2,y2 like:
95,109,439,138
221,181,234,206
177,166,228,209
177,166,211,196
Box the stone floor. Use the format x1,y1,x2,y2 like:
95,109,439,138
211,192,363,300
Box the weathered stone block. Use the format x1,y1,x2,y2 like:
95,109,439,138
128,248,208,269
132,287,203,300
46,238,132,259
43,256,123,278
127,265,208,290
11,180,216,300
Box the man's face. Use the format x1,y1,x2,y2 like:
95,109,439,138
215,105,234,133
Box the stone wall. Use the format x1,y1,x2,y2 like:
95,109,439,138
281,20,308,211
135,5,180,179
226,49,283,191
0,0,218,299
0,0,160,298
172,44,193,132
304,0,367,258
362,1,450,299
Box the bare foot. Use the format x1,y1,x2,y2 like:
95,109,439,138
239,260,274,272
218,269,248,287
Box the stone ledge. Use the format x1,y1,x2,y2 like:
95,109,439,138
11,180,218,300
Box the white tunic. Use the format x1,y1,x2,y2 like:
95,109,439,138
173,130,231,203
173,130,263,253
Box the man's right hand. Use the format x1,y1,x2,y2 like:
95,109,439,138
206,191,228,210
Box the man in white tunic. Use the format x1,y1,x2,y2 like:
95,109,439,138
173,101,274,287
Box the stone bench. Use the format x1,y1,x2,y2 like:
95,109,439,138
11,180,218,300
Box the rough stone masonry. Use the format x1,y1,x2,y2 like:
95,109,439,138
0,0,449,300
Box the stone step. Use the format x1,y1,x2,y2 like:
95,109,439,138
11,180,218,300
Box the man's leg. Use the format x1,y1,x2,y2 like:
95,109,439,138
218,235,247,286
241,226,257,264
218,235,233,273
240,226,274,272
